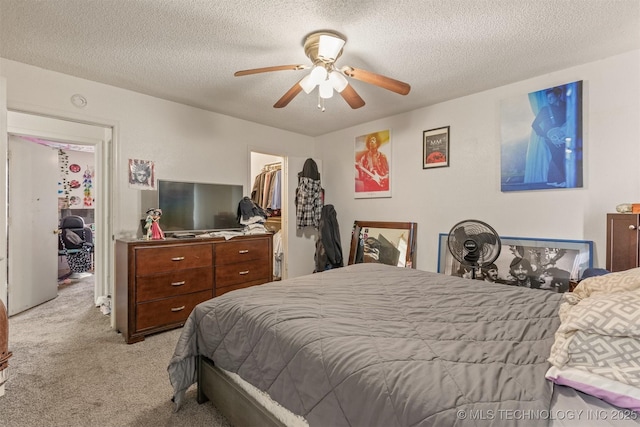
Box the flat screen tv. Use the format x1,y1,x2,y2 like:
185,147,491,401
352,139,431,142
147,180,244,235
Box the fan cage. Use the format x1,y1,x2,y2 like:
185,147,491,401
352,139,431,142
447,220,501,269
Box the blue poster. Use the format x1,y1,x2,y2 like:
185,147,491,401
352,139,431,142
500,81,583,192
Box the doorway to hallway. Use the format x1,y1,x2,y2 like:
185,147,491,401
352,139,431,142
6,111,112,317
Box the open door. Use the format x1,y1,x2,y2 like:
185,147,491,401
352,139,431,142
0,79,7,310
7,136,59,315
6,111,113,326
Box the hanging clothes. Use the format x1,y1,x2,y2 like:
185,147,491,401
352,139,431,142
273,229,283,279
251,164,282,213
314,204,343,272
296,158,323,229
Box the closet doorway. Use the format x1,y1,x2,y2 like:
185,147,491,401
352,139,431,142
250,151,285,280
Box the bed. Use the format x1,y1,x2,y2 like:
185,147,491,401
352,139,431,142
168,263,640,426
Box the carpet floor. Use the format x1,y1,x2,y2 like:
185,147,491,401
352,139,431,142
2,275,232,427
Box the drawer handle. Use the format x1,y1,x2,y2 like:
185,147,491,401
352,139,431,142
238,249,249,254
239,270,249,275
629,225,637,230
171,257,185,261
171,281,186,286
171,306,186,312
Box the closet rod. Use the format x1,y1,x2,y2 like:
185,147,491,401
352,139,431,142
262,162,282,171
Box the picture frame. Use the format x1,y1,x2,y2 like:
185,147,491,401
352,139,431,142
500,80,583,192
128,159,156,190
423,126,449,169
437,234,593,292
348,221,418,268
355,130,392,199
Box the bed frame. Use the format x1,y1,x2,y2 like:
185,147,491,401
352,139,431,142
196,356,288,427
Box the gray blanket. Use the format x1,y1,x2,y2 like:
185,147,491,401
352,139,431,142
169,263,563,426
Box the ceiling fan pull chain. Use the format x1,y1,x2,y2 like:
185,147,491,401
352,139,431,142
317,93,326,112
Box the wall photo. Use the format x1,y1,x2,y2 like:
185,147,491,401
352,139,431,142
354,130,391,199
500,80,583,192
128,159,155,190
438,234,593,292
423,126,449,169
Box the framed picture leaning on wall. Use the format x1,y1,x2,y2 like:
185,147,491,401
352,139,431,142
438,234,593,292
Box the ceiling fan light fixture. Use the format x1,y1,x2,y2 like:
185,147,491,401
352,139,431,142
299,74,316,94
318,34,345,61
236,30,409,110
328,71,348,93
319,79,334,99
308,65,328,87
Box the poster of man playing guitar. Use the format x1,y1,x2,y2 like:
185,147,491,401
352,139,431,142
355,130,391,198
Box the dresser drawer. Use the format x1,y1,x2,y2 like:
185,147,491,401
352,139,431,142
215,259,271,287
136,267,212,302
215,238,269,265
136,244,212,275
136,290,212,331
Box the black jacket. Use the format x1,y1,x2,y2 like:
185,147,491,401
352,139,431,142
314,204,343,272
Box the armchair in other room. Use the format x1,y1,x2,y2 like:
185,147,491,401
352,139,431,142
59,215,94,274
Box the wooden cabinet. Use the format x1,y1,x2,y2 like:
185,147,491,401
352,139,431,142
214,238,272,296
606,213,640,272
0,298,11,396
115,234,272,344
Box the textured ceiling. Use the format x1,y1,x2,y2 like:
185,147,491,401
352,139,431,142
1,0,639,137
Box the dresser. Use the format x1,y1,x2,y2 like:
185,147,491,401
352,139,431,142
0,298,11,397
115,234,272,344
606,213,640,272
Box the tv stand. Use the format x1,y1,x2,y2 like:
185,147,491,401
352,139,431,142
115,234,273,344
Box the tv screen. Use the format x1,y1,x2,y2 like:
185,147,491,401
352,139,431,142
150,180,244,234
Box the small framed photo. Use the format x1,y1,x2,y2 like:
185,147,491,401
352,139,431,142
437,233,593,292
128,159,155,190
423,126,449,169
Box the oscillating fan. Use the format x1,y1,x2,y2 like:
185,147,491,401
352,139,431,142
447,220,501,279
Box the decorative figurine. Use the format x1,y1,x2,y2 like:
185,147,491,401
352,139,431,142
144,208,165,240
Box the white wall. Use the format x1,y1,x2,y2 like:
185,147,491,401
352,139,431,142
0,59,318,295
3,51,639,280
316,50,640,272
0,58,315,236
60,149,95,212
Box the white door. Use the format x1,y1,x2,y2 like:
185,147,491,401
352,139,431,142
7,136,59,315
0,79,8,310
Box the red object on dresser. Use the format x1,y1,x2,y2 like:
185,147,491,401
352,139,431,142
0,299,11,374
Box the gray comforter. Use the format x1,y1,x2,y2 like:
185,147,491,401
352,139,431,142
169,263,563,426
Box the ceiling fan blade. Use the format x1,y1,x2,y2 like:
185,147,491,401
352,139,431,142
234,64,308,77
341,66,411,95
339,83,365,109
273,80,304,108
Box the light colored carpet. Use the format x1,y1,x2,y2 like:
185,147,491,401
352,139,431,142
2,275,232,427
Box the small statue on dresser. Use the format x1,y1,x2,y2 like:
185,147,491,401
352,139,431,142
144,208,165,240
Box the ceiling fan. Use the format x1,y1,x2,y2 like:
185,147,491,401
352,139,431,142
234,31,411,110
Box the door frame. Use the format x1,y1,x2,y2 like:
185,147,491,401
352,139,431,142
5,109,115,325
248,149,288,279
